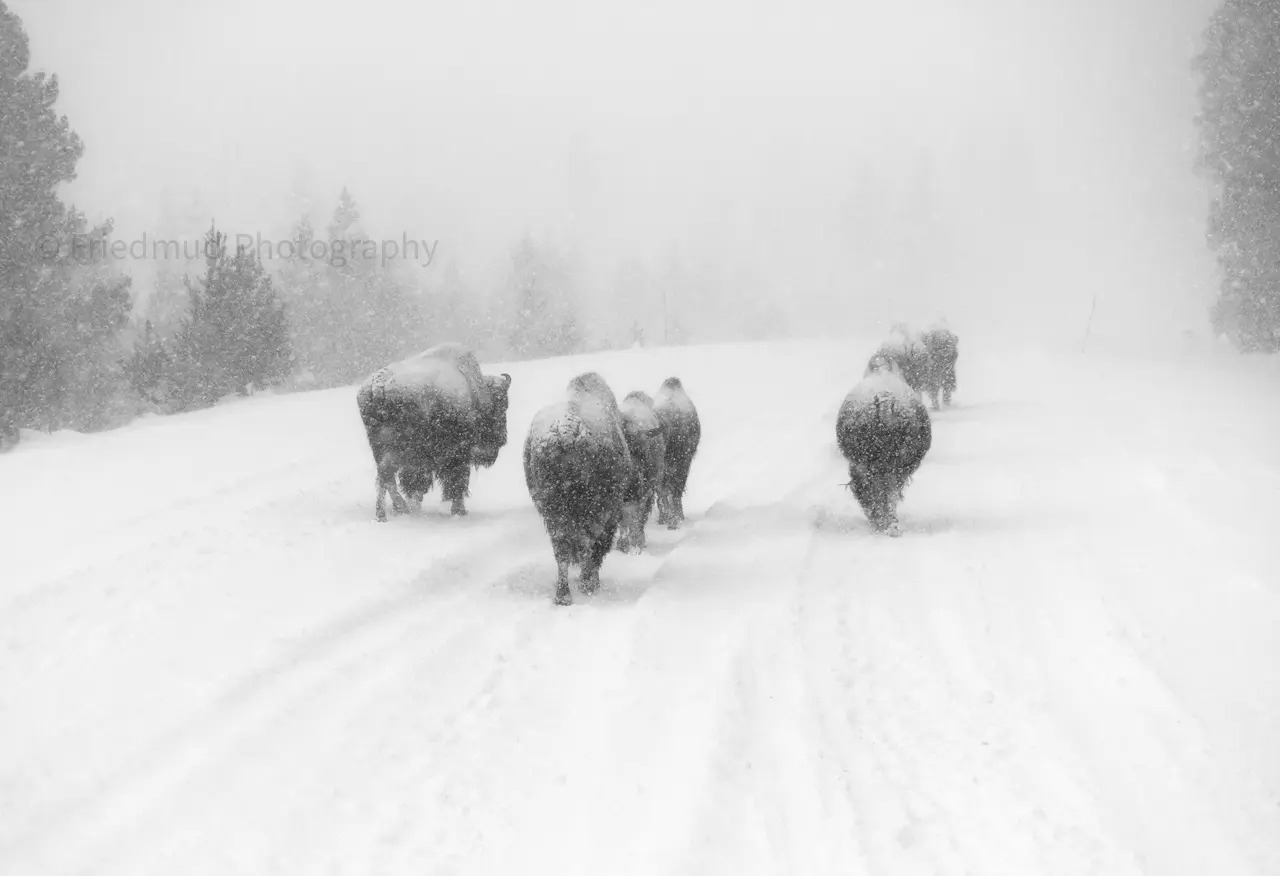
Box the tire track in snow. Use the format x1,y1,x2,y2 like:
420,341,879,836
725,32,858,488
2,449,358,612
0,513,550,874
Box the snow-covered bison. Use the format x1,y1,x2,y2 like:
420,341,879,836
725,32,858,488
356,343,512,522
920,324,959,410
653,377,700,529
615,390,667,553
524,372,634,605
835,354,932,536
868,323,929,397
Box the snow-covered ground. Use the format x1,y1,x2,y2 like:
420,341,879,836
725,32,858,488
2,337,1279,875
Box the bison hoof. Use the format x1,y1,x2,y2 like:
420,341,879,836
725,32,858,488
555,590,573,606
450,504,468,517
580,576,600,595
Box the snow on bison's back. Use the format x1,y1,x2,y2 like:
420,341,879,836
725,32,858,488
835,368,932,536
523,373,633,605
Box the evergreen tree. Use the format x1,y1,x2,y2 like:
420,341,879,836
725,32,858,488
432,259,484,349
125,319,173,408
274,214,330,380
1195,0,1280,351
142,187,211,339
316,187,422,382
503,235,582,359
0,2,134,444
168,224,292,408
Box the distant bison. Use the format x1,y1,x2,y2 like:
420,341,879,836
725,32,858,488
653,377,701,529
920,324,959,410
356,343,512,522
835,355,932,536
524,372,634,605
615,390,667,553
868,323,928,397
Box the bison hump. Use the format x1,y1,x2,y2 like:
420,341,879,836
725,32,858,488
620,397,661,434
842,370,921,411
528,397,629,460
371,351,481,412
654,384,695,417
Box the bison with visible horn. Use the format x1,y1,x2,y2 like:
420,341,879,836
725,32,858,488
524,372,634,605
356,343,511,522
653,377,700,529
835,354,932,536
920,322,959,410
615,390,667,553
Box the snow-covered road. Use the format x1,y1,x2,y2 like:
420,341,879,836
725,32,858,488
2,338,1279,875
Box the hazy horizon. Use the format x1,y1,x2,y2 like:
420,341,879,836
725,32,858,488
12,0,1222,352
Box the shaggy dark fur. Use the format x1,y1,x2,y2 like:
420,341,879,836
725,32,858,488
356,343,511,522
920,327,959,410
524,372,634,605
615,391,667,553
836,358,932,536
868,324,929,396
653,377,701,529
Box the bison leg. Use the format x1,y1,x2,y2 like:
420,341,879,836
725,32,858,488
864,471,891,532
440,460,471,516
551,537,574,606
640,489,657,530
848,462,876,521
660,481,684,530
882,474,904,536
655,487,672,527
375,472,388,522
375,456,408,521
581,520,617,595
614,504,636,553
615,500,647,553
671,491,687,528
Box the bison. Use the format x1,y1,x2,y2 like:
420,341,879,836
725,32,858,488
835,354,932,537
524,372,634,606
653,376,701,529
868,323,929,397
920,323,959,410
356,343,512,522
615,390,667,553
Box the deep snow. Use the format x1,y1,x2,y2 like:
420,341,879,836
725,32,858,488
2,337,1279,875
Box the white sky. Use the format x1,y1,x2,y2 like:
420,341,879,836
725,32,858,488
12,0,1222,349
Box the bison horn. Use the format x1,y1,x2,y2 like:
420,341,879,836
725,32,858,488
499,373,512,387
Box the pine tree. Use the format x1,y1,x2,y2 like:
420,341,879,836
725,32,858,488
125,319,172,408
143,187,210,339
168,224,292,408
432,259,483,349
1195,0,1280,351
0,2,134,443
274,215,329,380
317,187,421,382
503,235,582,359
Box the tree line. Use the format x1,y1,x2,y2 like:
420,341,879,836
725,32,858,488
5,0,1280,450
0,1,635,450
